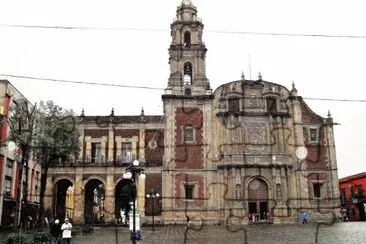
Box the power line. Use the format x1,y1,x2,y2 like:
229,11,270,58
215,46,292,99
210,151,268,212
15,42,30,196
0,24,166,32
1,24,366,39
303,97,366,103
0,74,164,91
1,73,365,103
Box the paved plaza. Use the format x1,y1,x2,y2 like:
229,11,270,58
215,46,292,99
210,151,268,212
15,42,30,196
1,222,365,244
66,222,365,244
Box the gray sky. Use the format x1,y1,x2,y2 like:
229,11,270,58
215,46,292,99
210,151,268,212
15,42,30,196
0,0,365,178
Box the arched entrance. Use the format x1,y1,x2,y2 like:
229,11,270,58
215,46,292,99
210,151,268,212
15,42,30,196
84,179,105,224
115,179,133,223
53,179,73,220
248,178,268,221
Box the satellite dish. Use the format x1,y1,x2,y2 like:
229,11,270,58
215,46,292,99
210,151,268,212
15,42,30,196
7,141,17,152
295,146,308,160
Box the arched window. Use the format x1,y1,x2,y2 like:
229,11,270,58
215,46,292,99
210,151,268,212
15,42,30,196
184,31,191,47
183,62,192,85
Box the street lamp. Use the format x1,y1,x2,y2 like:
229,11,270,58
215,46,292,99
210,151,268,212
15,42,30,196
146,189,159,231
123,159,146,244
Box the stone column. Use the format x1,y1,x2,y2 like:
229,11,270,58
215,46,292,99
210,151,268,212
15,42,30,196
101,136,107,162
108,126,114,162
104,172,115,222
78,128,84,160
137,175,146,216
324,116,340,208
73,174,84,224
85,136,91,161
139,129,145,161
44,175,54,215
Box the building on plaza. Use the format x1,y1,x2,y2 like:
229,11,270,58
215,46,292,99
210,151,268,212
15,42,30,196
43,108,164,224
0,80,41,228
161,0,339,224
339,172,366,221
2,0,341,226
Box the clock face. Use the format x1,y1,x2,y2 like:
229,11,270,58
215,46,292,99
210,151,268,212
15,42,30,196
148,139,157,149
296,146,308,160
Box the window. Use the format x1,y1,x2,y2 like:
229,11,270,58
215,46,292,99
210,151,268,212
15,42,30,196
184,31,191,47
228,98,240,112
309,128,318,142
5,160,13,177
340,189,346,206
122,142,133,163
4,160,13,197
4,179,11,197
34,171,40,202
185,184,194,199
183,127,194,143
266,98,277,113
313,183,322,198
91,142,101,163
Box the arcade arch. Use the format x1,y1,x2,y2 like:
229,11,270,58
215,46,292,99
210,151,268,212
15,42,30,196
53,179,73,220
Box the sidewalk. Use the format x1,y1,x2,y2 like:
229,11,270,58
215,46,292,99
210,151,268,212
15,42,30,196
1,222,366,244
69,222,366,244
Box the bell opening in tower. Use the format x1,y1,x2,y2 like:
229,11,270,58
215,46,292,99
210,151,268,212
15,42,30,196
183,62,192,85
184,31,191,47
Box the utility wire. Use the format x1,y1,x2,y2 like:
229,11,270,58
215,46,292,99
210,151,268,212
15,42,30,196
1,73,365,103
0,74,164,91
303,97,366,103
1,24,366,39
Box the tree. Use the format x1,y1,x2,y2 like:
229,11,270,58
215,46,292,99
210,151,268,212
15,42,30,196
32,100,80,222
6,98,38,228
6,99,80,226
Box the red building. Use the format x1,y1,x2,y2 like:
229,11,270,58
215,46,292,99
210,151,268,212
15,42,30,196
339,172,366,221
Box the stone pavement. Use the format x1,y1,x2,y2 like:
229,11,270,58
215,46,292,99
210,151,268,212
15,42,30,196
69,222,366,244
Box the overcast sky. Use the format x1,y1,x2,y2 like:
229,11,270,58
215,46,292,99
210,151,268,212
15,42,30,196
0,0,365,178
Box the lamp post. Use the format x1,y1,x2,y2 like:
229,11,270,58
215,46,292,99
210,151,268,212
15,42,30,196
146,189,159,231
123,160,146,244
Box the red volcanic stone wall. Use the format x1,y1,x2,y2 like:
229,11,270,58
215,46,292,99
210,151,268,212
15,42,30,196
300,100,322,124
145,129,164,166
84,129,108,137
174,174,204,207
145,173,162,215
114,129,139,138
307,172,329,197
175,107,204,169
301,102,328,170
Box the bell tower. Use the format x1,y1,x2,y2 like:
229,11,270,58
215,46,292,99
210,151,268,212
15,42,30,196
165,0,211,96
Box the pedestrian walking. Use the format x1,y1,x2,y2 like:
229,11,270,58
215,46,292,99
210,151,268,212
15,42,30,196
50,219,62,244
61,218,73,244
301,211,309,224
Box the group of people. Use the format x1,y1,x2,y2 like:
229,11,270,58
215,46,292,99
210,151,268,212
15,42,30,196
50,217,73,244
249,212,272,222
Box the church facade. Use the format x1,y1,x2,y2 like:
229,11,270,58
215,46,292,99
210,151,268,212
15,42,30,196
44,0,340,225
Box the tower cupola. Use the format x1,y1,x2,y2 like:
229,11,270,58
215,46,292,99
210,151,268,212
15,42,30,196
165,0,211,96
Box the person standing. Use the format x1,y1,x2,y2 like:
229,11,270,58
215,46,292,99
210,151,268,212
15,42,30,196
61,218,73,244
50,219,62,244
